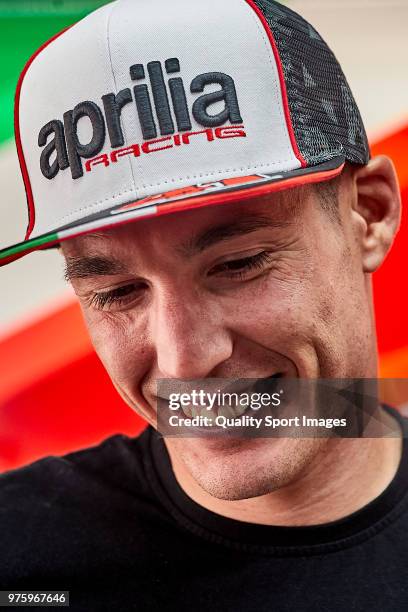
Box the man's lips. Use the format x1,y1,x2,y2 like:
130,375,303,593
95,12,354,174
155,372,284,400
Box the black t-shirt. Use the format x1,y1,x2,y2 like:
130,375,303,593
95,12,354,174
1,406,408,611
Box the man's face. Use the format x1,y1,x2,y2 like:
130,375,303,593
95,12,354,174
62,176,377,500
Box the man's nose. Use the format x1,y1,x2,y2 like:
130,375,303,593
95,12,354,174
150,287,233,379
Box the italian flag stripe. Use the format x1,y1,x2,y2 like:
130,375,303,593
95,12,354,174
0,231,59,258
0,203,159,263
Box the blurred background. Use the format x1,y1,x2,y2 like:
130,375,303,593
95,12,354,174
0,0,407,472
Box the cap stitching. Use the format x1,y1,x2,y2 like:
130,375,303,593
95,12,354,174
138,156,296,189
57,187,137,223
53,154,296,225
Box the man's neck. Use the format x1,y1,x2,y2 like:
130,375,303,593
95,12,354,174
165,409,403,526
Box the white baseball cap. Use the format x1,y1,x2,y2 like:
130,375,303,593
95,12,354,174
0,0,369,266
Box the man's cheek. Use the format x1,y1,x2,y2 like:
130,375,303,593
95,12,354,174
83,314,139,383
82,311,114,355
234,274,316,342
243,274,344,375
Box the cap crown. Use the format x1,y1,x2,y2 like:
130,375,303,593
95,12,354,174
15,0,368,240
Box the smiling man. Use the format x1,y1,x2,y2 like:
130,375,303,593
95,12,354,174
1,0,407,610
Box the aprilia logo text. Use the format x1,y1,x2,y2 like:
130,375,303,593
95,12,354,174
38,58,243,180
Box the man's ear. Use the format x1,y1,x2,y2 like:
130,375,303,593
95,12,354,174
351,155,401,273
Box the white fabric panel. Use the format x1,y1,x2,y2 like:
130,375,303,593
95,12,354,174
109,0,300,195
19,2,135,237
18,0,301,237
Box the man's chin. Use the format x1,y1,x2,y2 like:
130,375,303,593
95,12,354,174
166,436,325,501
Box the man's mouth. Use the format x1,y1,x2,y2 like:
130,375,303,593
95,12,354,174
172,373,285,419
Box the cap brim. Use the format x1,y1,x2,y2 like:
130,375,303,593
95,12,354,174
0,156,345,266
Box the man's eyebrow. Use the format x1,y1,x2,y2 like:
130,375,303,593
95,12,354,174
63,256,128,281
178,214,291,257
63,215,292,280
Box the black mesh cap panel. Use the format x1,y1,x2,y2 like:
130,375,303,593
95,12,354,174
253,0,370,166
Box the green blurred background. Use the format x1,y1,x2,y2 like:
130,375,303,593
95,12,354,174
0,1,108,144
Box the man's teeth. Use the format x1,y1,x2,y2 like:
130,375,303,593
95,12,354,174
181,402,248,418
217,405,236,418
183,404,193,417
176,375,284,419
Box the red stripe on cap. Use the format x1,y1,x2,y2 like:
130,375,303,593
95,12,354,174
59,164,345,240
244,0,307,168
14,27,71,240
155,163,344,217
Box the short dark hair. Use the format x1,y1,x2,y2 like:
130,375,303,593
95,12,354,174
313,162,357,224
314,176,342,224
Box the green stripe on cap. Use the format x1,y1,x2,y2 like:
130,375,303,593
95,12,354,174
0,231,59,259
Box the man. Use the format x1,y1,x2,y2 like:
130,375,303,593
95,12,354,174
0,0,406,610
